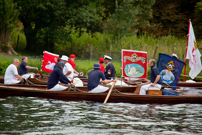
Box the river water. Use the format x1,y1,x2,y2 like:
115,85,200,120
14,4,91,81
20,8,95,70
0,88,202,135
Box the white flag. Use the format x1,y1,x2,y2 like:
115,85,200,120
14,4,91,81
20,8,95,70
186,21,202,79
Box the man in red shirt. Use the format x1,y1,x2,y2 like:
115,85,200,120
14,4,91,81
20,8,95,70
68,54,76,69
99,57,105,73
68,54,83,76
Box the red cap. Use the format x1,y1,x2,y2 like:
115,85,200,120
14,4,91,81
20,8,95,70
70,54,76,58
99,57,104,62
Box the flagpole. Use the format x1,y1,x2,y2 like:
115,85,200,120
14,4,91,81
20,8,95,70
183,19,191,82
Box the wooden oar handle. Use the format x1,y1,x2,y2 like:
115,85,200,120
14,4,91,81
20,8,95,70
37,69,44,77
104,81,116,104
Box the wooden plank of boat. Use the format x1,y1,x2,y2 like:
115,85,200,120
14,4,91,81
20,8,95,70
0,83,137,93
28,77,47,85
177,81,202,87
0,85,202,104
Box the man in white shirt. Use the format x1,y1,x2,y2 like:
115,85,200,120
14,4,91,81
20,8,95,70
61,55,83,86
4,59,24,84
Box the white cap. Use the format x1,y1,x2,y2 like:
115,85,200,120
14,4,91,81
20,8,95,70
172,53,178,59
61,55,68,61
104,55,112,60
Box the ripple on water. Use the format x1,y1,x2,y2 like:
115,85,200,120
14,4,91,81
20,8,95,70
0,96,202,134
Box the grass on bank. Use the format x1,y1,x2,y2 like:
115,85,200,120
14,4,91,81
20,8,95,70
0,56,201,81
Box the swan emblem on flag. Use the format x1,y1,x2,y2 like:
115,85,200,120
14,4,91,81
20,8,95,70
125,64,144,77
45,61,56,70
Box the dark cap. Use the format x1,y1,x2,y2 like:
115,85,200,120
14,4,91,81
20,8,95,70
58,61,65,67
93,63,101,69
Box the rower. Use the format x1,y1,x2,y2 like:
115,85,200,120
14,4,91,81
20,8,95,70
88,63,115,93
18,57,38,78
104,55,116,80
61,55,83,86
4,58,24,84
68,54,83,77
47,61,73,91
61,55,74,82
99,57,105,73
139,59,163,95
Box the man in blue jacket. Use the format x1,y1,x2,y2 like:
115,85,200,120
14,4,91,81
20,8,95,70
47,61,73,91
88,63,115,93
104,55,116,80
139,59,163,95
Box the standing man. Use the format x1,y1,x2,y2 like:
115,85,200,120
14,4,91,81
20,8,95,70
88,63,115,93
47,61,72,91
139,59,163,95
104,55,116,80
99,57,105,73
4,59,24,84
18,57,38,78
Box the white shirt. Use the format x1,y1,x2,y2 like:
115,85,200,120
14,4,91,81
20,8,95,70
4,64,19,83
63,63,74,80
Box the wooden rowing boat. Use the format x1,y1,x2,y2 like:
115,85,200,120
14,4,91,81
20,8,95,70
1,75,202,88
0,84,202,104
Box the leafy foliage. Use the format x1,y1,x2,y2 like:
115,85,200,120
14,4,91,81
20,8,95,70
0,0,19,51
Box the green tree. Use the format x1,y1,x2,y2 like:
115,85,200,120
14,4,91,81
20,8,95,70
193,0,202,39
0,0,19,53
145,0,199,37
14,0,68,53
104,0,155,45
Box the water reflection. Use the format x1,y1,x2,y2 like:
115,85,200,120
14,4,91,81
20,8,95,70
0,94,202,134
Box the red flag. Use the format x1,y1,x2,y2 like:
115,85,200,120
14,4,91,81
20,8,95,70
41,51,59,73
122,49,147,79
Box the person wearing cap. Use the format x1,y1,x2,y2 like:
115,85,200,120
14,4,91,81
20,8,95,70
88,63,115,93
99,57,105,73
139,59,163,95
171,53,178,59
47,61,72,91
68,54,83,77
104,55,116,80
60,55,74,81
61,55,83,86
18,56,38,78
68,54,76,69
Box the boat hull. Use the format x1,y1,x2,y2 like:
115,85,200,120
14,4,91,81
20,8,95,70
0,85,202,104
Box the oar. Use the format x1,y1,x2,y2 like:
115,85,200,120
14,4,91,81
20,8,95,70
37,69,44,78
104,81,116,104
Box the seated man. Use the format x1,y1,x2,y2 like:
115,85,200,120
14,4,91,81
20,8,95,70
18,57,38,78
61,55,83,86
4,59,24,84
47,61,73,91
139,59,163,95
61,55,74,81
88,63,115,93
